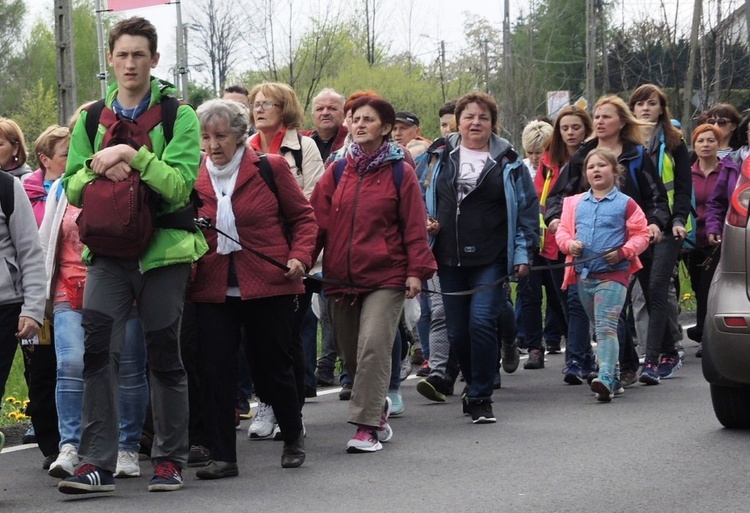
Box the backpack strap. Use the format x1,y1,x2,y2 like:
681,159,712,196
628,146,644,186
256,153,278,199
280,132,304,176
0,171,14,224
84,96,181,150
85,99,106,150
333,158,404,199
333,157,347,186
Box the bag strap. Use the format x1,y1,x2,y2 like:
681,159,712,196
0,171,14,224
85,99,106,150
333,158,404,200
628,145,643,186
85,96,181,150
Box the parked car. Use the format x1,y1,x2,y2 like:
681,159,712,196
703,158,750,428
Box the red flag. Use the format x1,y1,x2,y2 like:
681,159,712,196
107,0,170,11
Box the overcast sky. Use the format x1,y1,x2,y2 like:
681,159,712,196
25,0,721,82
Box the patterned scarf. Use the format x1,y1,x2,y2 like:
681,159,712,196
348,140,391,176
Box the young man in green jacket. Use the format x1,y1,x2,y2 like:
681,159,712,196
59,16,207,495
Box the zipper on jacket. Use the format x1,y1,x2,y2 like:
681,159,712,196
453,156,497,267
346,174,364,284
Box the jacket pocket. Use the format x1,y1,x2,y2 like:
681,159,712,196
0,257,20,298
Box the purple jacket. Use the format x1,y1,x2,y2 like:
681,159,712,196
704,152,742,237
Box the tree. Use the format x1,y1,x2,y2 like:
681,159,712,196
12,79,57,168
0,0,26,112
189,0,244,96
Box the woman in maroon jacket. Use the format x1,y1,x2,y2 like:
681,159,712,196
190,99,317,477
311,96,436,453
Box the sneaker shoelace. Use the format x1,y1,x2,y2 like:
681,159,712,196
255,403,272,422
353,427,378,443
74,463,98,476
153,461,180,479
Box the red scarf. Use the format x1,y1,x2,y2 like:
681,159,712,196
249,128,287,155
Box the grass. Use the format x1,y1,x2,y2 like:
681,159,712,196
1,346,29,427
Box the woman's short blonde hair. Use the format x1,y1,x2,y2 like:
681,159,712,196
521,120,553,153
248,82,305,130
34,125,70,172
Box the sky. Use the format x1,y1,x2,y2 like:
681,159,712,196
24,0,716,84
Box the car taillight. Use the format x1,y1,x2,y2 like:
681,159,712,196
727,159,750,227
724,316,748,328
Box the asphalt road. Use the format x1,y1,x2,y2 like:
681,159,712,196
2,335,748,513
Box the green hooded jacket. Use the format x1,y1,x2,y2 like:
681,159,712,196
63,78,208,272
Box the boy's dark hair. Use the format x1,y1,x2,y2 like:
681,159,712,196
438,100,457,118
109,16,158,56
224,84,249,96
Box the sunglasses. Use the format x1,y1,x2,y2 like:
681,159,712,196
707,117,730,126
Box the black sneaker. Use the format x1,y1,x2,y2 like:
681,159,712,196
546,341,562,355
187,445,211,467
468,401,496,424
58,464,115,494
43,453,58,470
304,385,317,398
339,382,353,401
524,348,545,369
501,341,520,373
148,460,183,492
416,376,447,402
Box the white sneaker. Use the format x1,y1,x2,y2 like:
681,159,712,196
48,443,79,478
115,450,141,477
248,402,277,439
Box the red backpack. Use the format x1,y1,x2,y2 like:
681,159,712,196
77,101,169,259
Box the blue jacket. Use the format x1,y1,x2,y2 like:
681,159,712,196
424,132,539,275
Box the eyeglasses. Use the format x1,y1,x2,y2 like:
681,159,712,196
707,117,730,126
253,101,279,111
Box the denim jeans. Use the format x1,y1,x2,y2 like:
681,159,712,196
54,308,148,452
577,279,627,389
315,290,338,381
300,302,319,388
416,290,431,360
439,263,505,402
517,253,568,350
645,237,683,363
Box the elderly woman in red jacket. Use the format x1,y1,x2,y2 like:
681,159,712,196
189,99,317,477
311,96,436,453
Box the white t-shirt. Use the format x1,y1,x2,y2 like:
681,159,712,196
457,146,490,202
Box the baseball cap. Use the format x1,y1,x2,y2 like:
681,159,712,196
395,111,420,126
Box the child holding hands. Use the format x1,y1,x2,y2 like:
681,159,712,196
555,148,650,401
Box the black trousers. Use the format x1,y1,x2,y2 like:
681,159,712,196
196,295,302,462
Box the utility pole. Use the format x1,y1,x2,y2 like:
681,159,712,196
439,40,446,103
585,0,596,112
55,0,77,125
174,1,189,101
95,0,108,98
682,0,703,128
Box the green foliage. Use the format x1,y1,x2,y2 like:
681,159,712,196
187,81,216,108
1,347,29,427
12,79,58,168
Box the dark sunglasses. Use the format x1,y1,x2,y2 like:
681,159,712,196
707,117,730,126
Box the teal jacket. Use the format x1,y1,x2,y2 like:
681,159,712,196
63,78,207,272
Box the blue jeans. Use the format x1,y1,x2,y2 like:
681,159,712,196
300,303,319,388
54,308,148,452
577,279,627,388
416,291,431,360
439,263,505,402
